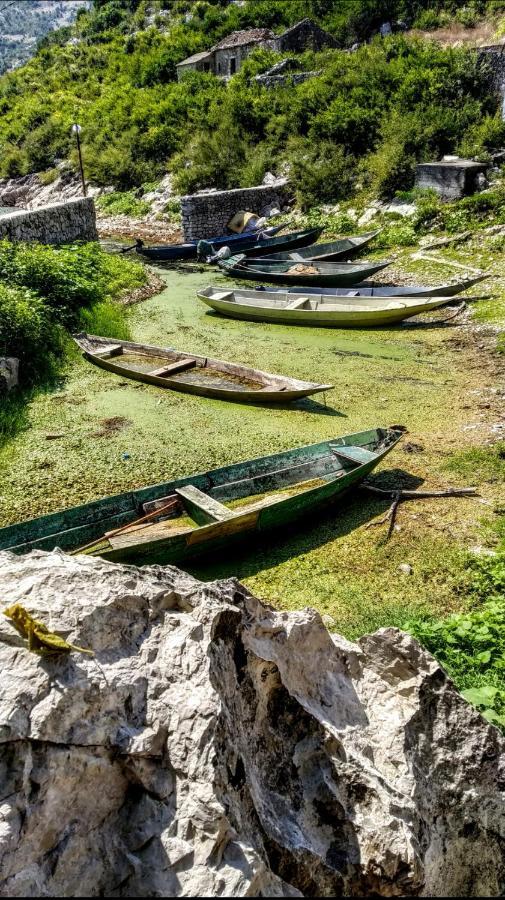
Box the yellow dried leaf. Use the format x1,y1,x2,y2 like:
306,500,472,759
4,603,94,657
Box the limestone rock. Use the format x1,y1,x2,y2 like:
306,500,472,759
0,357,19,393
0,550,503,897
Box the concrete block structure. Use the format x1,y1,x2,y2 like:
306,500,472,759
415,159,490,201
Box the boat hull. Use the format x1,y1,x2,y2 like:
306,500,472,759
197,288,454,327
0,429,403,563
137,225,317,261
74,334,331,404
262,274,490,298
219,260,390,287
246,230,381,262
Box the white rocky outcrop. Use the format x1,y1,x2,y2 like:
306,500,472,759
0,550,503,897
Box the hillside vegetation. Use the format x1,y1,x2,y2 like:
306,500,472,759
0,0,504,205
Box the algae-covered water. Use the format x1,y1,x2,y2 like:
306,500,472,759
0,264,501,634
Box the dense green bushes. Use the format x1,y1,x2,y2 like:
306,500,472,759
0,241,146,391
0,241,146,329
0,283,62,384
408,552,505,728
0,0,503,204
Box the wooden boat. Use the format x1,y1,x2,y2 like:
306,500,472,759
134,224,284,261
0,427,404,563
246,230,381,262
137,226,321,262
217,256,390,287
73,333,332,403
197,286,457,328
261,274,490,298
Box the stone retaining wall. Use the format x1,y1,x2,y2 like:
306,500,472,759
0,197,97,244
181,180,290,241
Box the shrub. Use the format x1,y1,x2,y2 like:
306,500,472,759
97,191,151,217
407,553,505,729
0,241,147,327
288,140,356,210
0,282,62,384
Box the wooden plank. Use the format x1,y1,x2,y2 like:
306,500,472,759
186,509,259,546
211,291,235,301
175,484,234,524
149,359,196,377
93,345,123,359
212,454,339,500
285,297,309,310
109,521,192,550
329,445,377,466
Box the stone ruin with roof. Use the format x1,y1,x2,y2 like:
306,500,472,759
176,18,337,80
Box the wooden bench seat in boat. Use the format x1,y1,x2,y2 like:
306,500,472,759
210,291,234,302
93,344,123,359
175,484,234,525
285,297,309,310
149,359,196,377
329,444,377,467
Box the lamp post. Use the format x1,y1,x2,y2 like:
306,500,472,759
71,123,86,197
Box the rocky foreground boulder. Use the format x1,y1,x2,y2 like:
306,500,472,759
0,550,503,897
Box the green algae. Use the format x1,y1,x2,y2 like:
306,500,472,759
0,261,503,636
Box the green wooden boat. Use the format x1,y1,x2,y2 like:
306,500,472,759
218,255,390,287
73,333,332,404
246,229,381,262
197,286,457,328
0,428,403,564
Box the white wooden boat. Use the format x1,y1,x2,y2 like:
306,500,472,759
197,287,458,328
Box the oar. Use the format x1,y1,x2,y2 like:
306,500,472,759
70,496,180,555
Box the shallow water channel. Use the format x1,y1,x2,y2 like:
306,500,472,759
0,264,487,634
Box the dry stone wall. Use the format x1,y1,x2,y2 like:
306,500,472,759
181,180,290,241
0,197,97,244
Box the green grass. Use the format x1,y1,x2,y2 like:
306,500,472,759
444,444,505,484
96,191,151,219
78,301,131,341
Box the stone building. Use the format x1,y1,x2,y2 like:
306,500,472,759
176,18,337,81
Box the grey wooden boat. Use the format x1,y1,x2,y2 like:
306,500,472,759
246,229,381,262
0,427,404,564
73,333,332,404
197,286,457,328
259,274,490,298
218,255,390,287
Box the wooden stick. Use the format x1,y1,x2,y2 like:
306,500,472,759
386,490,402,541
71,497,179,555
362,485,477,498
362,483,478,543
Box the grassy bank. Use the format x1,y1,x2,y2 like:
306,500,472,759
0,240,147,444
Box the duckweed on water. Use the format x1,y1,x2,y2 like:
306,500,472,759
0,262,503,636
